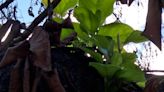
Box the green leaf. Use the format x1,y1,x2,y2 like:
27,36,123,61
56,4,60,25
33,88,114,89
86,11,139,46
79,0,98,13
116,53,145,82
42,0,78,16
55,0,78,16
53,17,64,23
97,0,115,23
90,62,120,78
74,7,101,33
91,35,114,58
121,53,137,69
117,67,145,82
99,23,134,48
60,28,75,41
81,47,103,62
124,31,148,44
41,0,51,6
78,0,114,24
137,81,146,88
73,23,89,41
111,52,122,66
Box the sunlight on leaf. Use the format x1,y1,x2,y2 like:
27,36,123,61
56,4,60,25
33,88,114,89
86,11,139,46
137,81,146,88
42,0,78,16
60,28,75,41
74,7,101,33
97,0,115,23
54,0,78,16
99,23,134,48
79,0,98,13
81,48,103,62
91,35,114,58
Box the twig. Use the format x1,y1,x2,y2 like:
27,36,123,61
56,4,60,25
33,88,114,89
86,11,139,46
144,70,164,72
13,6,17,20
0,0,14,10
0,10,7,19
117,33,121,53
12,0,61,44
0,0,61,51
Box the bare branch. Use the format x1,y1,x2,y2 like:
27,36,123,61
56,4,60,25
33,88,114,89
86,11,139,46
0,0,61,52
13,6,17,20
0,0,14,10
13,0,61,44
0,10,7,19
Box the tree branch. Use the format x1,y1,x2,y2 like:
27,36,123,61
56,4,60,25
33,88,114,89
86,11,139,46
0,0,14,10
0,10,7,19
12,0,61,44
0,0,61,52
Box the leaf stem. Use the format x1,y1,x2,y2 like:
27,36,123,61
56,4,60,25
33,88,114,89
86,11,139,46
117,33,121,53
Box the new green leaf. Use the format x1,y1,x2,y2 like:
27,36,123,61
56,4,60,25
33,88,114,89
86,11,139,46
74,7,101,33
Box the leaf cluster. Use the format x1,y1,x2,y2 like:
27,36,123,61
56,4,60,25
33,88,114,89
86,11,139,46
42,0,148,91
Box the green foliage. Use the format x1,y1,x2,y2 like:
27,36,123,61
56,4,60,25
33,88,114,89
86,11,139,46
121,53,138,69
73,23,90,42
54,0,78,16
66,0,146,91
74,7,101,33
60,28,75,40
99,23,134,47
42,0,78,16
79,0,115,23
116,67,145,82
82,48,103,62
90,52,145,82
90,62,120,79
124,31,148,44
96,0,115,23
42,0,147,91
74,0,146,92
117,53,145,82
137,81,146,88
90,35,114,60
111,52,122,66
90,52,145,92
79,0,98,13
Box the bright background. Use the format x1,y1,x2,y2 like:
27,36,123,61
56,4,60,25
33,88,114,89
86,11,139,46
16,0,41,24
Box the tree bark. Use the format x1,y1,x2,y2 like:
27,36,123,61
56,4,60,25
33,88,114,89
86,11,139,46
142,0,162,49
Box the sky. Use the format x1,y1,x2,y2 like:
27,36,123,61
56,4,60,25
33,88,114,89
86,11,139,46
0,0,42,42
106,0,148,31
15,0,42,24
